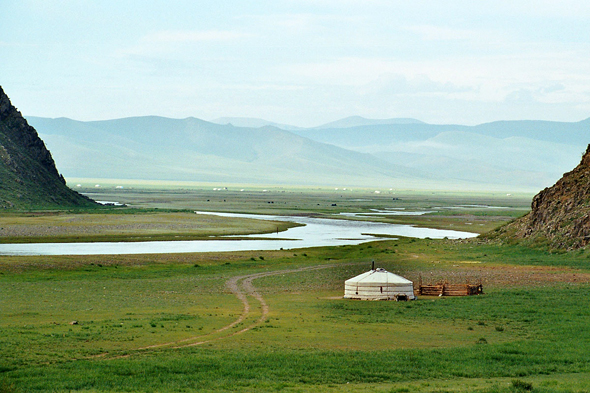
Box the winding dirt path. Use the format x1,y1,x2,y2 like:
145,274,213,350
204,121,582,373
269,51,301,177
133,264,337,352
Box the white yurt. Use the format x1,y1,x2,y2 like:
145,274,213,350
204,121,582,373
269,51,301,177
344,266,415,301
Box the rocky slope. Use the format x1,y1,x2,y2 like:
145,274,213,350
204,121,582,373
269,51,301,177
0,86,95,209
489,144,590,249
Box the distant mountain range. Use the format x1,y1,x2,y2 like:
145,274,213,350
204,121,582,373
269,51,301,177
28,116,433,189
27,115,590,191
311,116,425,129
210,115,423,130
211,117,303,131
290,119,590,189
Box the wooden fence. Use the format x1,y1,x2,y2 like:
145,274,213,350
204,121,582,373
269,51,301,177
416,276,483,296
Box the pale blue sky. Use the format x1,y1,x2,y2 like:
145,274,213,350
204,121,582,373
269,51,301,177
2,0,590,126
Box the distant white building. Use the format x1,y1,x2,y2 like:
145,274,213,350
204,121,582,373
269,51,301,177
344,267,415,301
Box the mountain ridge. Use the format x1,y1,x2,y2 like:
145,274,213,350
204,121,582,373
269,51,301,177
211,117,302,131
0,87,96,209
26,114,590,191
487,145,590,250
28,116,434,188
313,116,425,129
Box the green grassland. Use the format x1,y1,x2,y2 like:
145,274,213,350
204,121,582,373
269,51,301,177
2,236,590,392
3,188,590,392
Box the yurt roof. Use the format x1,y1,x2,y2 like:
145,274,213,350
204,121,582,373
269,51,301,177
345,268,412,285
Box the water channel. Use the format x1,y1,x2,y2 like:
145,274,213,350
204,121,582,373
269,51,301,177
0,211,477,256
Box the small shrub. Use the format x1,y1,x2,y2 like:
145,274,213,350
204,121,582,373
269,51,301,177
495,326,504,332
390,388,410,393
511,379,533,391
476,337,488,344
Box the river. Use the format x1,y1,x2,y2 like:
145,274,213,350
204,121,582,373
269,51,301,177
0,211,477,256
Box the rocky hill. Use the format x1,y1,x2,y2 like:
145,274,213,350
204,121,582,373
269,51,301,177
0,86,96,209
489,144,590,250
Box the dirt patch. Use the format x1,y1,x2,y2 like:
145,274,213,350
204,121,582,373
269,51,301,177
407,264,590,289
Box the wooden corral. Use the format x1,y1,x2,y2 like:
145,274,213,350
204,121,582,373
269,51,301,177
417,276,483,296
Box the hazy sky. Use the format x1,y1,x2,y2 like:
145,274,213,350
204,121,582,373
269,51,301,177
2,0,590,126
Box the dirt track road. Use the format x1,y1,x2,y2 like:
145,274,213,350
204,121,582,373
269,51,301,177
132,264,337,353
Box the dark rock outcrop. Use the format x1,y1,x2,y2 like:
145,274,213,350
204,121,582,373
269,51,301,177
0,86,96,209
490,145,590,249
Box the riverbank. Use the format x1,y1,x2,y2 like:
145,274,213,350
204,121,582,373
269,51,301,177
0,187,525,246
0,211,298,244
0,212,476,256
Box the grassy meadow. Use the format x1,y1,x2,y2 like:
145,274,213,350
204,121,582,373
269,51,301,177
2,186,590,392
